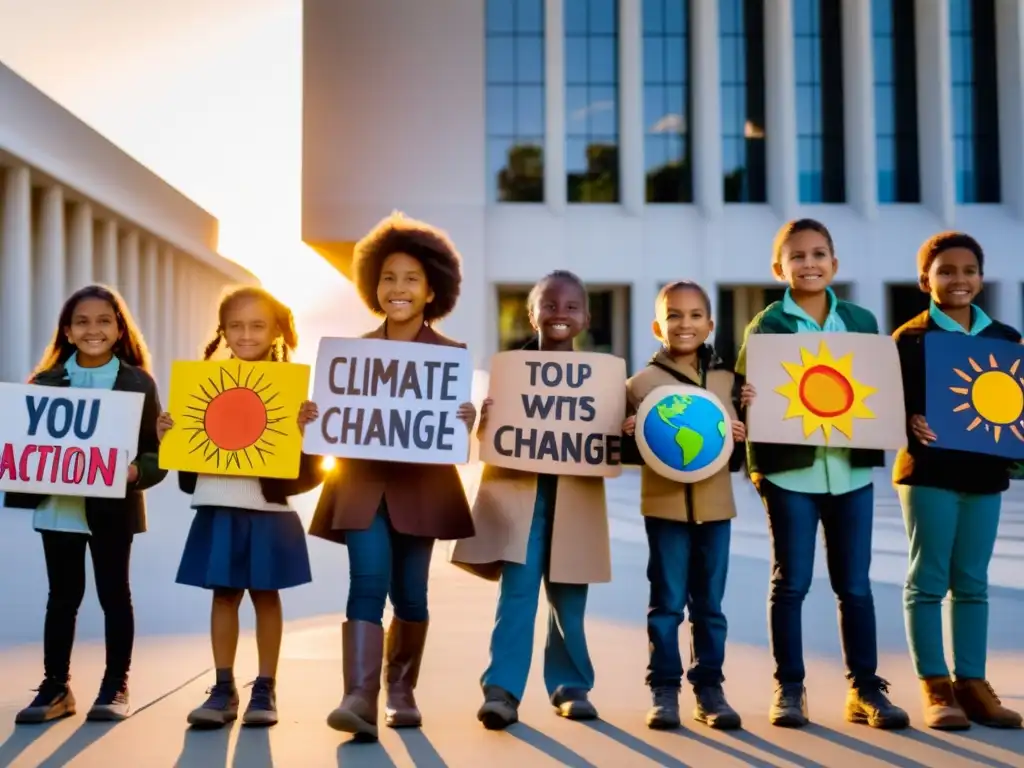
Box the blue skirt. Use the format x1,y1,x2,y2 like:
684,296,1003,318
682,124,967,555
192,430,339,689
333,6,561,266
176,506,312,591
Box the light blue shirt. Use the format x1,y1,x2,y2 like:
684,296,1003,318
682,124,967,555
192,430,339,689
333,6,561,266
33,354,121,534
763,288,874,496
929,299,992,336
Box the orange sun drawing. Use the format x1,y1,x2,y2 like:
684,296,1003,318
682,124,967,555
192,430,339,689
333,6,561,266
775,340,876,440
949,353,1024,443
182,363,287,469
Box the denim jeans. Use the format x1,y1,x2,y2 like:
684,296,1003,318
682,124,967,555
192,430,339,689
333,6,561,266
645,516,731,690
760,480,878,686
344,502,434,625
481,474,594,701
898,485,1001,679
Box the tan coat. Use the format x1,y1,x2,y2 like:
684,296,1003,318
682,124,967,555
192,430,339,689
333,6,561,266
625,351,739,524
448,463,612,585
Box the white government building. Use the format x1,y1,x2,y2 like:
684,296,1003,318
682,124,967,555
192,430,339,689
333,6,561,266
303,0,1024,373
0,62,256,388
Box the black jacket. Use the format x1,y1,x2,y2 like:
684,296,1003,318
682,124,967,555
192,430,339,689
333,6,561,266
4,361,166,535
893,310,1022,494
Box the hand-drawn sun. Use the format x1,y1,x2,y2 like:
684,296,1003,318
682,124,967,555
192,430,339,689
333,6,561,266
775,340,876,441
949,353,1024,443
182,363,288,469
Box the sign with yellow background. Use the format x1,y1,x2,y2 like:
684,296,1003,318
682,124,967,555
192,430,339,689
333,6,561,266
159,360,311,479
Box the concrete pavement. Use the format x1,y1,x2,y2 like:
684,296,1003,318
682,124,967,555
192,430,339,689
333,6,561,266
1,469,1022,767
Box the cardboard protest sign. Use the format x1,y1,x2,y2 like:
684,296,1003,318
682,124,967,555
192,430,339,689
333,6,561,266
160,361,311,478
303,337,472,464
479,351,626,477
0,383,144,498
925,333,1024,459
745,333,906,449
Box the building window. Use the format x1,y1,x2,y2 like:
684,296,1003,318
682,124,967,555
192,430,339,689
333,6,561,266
566,0,619,203
873,0,920,202
795,0,845,203
720,0,767,202
643,0,691,203
951,0,1000,203
486,0,545,203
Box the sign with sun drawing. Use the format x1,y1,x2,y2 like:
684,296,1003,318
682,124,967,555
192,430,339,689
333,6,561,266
160,361,311,478
924,333,1024,460
745,333,907,449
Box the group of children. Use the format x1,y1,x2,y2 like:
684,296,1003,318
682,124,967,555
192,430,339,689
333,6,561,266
5,213,1022,742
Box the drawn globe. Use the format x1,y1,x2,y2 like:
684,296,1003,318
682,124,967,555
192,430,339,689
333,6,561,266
636,384,734,483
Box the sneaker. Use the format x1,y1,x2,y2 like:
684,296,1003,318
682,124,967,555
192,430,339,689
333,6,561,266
15,679,76,724
187,680,239,729
645,686,680,730
770,683,809,728
551,686,598,721
845,678,910,730
694,684,742,730
87,679,130,721
477,685,519,731
242,678,278,727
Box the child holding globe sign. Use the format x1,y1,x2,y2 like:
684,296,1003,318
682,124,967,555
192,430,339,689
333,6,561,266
620,281,746,731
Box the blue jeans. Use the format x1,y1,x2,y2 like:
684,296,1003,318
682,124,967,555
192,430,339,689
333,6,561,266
760,480,878,686
897,485,1001,679
481,475,594,702
645,517,731,690
344,503,434,625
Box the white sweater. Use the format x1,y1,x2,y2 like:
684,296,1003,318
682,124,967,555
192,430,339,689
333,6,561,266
191,475,292,513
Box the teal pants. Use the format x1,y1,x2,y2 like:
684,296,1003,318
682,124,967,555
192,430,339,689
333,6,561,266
897,485,1001,679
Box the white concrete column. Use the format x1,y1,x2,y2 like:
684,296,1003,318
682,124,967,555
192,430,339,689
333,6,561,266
630,279,661,373
140,238,159,341
545,0,567,211
174,255,191,360
993,280,1024,329
67,201,94,291
842,0,877,219
764,0,798,218
619,0,644,214
0,165,33,382
851,280,887,330
119,230,141,318
692,0,723,216
33,185,66,358
996,0,1024,219
159,247,177,389
95,219,118,287
915,0,956,224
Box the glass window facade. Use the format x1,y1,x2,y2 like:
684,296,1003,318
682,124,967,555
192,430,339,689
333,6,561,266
795,0,845,203
565,0,620,202
720,0,767,202
950,0,1000,203
873,0,920,203
486,0,546,203
642,0,691,203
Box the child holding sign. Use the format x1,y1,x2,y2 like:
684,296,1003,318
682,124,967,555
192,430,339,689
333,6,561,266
892,232,1022,729
7,285,165,724
737,219,908,730
307,213,476,741
157,286,324,729
451,270,611,730
620,281,745,731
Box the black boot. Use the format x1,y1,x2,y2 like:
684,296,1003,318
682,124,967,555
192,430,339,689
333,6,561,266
477,685,519,730
770,683,809,727
694,684,742,730
551,686,598,721
15,678,75,724
845,678,910,730
645,686,680,730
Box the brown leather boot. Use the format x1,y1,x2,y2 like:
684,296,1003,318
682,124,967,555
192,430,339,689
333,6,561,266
326,620,383,741
953,678,1023,728
384,618,428,728
920,676,970,730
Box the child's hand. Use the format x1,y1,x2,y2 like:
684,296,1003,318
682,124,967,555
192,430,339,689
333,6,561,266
457,401,477,432
740,383,757,407
478,398,493,428
622,415,636,436
298,400,319,435
156,412,174,442
910,414,937,445
127,463,139,483
731,420,746,442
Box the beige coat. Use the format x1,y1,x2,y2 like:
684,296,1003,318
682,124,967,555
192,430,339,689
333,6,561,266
625,351,739,524
448,464,612,585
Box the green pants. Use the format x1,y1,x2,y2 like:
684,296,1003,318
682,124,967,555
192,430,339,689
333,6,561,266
897,485,1001,679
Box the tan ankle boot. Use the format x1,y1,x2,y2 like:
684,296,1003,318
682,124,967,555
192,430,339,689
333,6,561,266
920,677,970,730
953,678,1023,728
326,620,383,741
384,618,428,728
